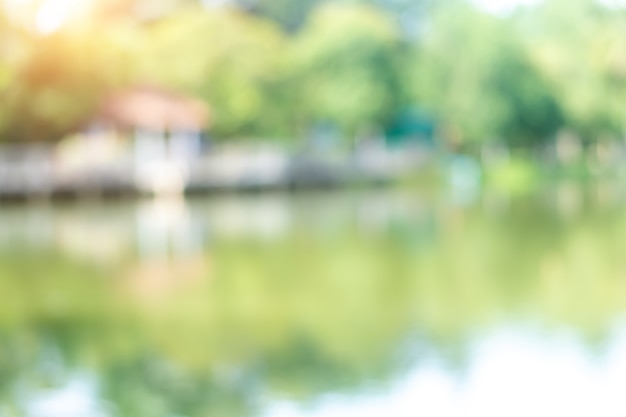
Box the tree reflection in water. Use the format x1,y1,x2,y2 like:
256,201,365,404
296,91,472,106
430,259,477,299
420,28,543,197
1,185,626,416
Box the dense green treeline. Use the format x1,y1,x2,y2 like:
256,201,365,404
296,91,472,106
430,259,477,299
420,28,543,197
1,0,626,146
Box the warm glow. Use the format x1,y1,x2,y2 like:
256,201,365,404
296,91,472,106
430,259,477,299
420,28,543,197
2,0,89,34
35,0,84,33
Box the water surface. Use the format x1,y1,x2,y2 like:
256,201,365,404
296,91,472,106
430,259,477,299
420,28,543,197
1,184,626,417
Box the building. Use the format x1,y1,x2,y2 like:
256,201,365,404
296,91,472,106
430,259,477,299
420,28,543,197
58,85,211,195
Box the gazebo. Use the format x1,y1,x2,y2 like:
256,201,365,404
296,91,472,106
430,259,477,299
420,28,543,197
93,85,210,133
83,85,211,194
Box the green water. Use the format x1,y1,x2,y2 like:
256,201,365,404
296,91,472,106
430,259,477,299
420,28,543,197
2,185,626,417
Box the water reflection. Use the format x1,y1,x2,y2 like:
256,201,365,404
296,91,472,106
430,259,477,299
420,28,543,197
266,323,626,417
1,185,626,416
0,190,436,260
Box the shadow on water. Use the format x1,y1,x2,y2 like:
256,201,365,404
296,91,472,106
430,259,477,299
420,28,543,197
2,183,626,416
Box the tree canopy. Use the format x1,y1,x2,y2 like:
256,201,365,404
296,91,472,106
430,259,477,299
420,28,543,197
0,0,625,147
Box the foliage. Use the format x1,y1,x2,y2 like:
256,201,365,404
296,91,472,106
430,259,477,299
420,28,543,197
288,3,406,137
137,7,288,137
0,0,626,146
409,1,564,146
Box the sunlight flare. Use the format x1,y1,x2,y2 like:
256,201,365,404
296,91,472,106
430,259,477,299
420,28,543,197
35,0,83,34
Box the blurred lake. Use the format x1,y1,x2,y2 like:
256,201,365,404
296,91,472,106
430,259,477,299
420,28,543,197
2,184,626,417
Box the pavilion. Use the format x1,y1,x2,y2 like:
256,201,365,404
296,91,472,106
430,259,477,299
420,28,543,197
73,85,211,194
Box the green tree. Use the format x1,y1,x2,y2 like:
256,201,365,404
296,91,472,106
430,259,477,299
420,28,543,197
138,7,288,138
486,46,564,146
518,0,626,142
409,1,563,147
289,2,406,139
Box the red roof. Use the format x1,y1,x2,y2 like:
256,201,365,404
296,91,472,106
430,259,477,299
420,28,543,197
94,85,210,131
